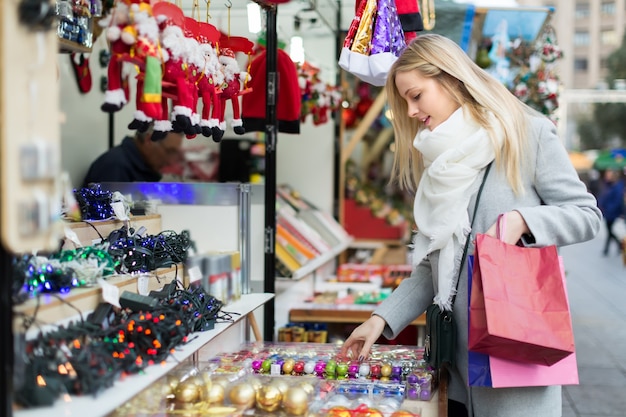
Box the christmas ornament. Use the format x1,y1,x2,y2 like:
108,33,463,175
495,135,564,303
255,385,282,412
394,0,422,42
207,383,225,405
369,0,407,82
270,377,289,395
297,381,315,396
174,377,204,404
69,53,92,93
228,382,255,408
281,386,309,416
327,406,352,417
390,410,416,417
242,49,302,134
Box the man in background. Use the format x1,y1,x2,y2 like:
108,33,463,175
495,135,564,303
598,168,625,256
82,127,184,187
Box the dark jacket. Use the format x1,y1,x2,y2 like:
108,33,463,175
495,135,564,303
82,137,161,187
598,179,625,222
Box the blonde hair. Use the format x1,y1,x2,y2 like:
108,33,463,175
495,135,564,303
386,33,539,194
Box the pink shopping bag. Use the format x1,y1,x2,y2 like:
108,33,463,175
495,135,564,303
468,254,579,387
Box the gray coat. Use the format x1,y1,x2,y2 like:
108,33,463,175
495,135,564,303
374,115,602,417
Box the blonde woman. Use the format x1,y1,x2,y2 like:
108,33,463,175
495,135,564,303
340,34,601,417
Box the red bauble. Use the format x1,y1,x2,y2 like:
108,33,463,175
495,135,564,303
343,107,357,128
356,98,373,118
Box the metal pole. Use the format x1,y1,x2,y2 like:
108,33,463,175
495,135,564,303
239,183,251,295
1,244,13,417
333,0,342,218
263,5,278,342
108,113,115,149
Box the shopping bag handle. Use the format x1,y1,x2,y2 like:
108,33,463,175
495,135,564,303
496,214,507,241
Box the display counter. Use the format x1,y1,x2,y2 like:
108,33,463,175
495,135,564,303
108,341,440,417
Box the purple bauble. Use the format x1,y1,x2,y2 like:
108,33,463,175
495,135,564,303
251,360,262,373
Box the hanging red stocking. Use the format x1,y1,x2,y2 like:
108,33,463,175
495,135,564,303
69,53,92,94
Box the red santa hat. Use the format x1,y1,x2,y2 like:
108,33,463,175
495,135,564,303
242,49,301,134
394,0,423,42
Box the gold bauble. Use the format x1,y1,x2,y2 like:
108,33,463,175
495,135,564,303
200,374,213,400
297,381,315,396
228,382,256,409
247,376,263,392
282,386,309,416
354,408,384,417
282,358,295,374
327,406,352,417
204,406,239,416
212,376,231,388
270,377,290,395
390,411,417,417
207,383,225,405
255,385,283,412
174,379,203,404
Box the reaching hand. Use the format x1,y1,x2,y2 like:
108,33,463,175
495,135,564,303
339,315,387,362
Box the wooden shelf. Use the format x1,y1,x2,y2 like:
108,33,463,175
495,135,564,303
13,293,274,417
62,214,162,249
58,37,92,54
289,303,426,326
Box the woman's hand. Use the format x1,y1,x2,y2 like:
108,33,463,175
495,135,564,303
484,210,530,245
339,315,387,362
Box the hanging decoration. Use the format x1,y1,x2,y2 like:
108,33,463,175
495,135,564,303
339,0,407,86
394,0,423,43
508,24,563,123
242,48,302,134
98,1,256,142
420,0,435,31
216,32,255,137
69,52,93,93
298,62,342,126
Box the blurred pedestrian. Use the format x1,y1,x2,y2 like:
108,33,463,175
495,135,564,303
598,168,625,256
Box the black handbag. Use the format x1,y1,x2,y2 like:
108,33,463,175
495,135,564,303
423,163,492,369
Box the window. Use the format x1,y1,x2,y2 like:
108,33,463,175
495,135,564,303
602,2,616,14
575,3,590,19
601,30,618,45
574,58,588,71
574,31,590,46
600,58,609,69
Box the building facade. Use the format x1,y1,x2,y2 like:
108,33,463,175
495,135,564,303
517,0,626,89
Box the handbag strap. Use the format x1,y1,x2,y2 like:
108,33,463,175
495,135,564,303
449,162,493,309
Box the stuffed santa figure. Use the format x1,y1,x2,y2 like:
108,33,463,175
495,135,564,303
150,24,197,140
123,4,163,132
217,47,249,136
197,42,223,141
99,0,132,113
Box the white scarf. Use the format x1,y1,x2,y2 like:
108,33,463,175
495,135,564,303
412,107,499,310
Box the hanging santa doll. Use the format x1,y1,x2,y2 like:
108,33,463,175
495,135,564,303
100,0,162,120
217,47,249,136
150,23,197,140
197,42,223,141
